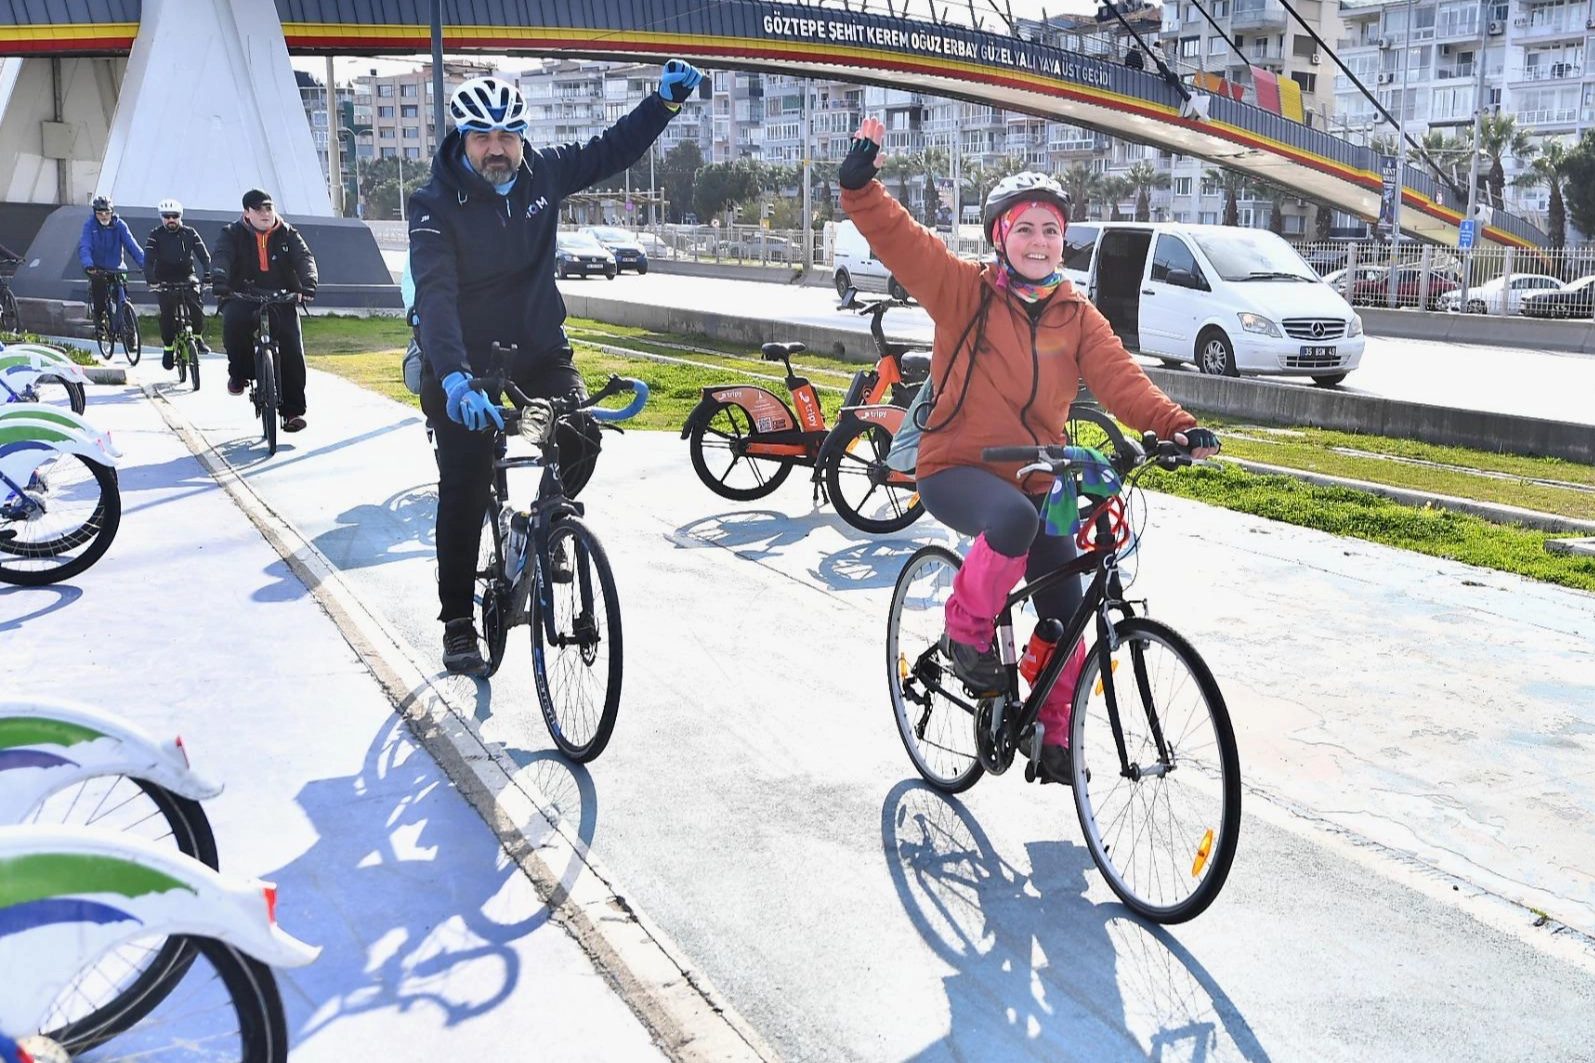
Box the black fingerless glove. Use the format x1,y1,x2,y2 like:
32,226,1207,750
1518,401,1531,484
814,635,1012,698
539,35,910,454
838,136,881,191
1180,426,1220,452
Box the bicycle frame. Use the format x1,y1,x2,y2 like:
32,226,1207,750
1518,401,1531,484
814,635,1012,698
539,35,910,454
486,436,585,648
94,272,128,330
0,698,223,826
0,826,319,1040
0,353,89,404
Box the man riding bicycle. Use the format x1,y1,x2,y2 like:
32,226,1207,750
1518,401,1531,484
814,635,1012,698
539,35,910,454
210,189,317,432
143,198,213,371
409,62,703,675
78,195,145,328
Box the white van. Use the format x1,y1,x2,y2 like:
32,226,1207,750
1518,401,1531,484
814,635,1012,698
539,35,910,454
1066,222,1365,387
833,220,910,301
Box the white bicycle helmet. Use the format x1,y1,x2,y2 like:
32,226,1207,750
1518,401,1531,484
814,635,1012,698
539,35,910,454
157,198,182,216
982,172,1072,243
448,76,529,135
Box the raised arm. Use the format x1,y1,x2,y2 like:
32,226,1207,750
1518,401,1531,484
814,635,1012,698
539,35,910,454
836,117,979,323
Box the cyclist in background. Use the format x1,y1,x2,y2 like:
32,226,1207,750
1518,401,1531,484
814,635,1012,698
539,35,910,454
78,195,145,328
838,117,1220,782
143,198,213,371
210,188,317,432
409,61,703,675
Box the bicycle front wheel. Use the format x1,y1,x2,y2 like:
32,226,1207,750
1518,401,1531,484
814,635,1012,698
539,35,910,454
120,303,141,366
0,453,121,585
1070,617,1240,923
31,373,87,415
886,545,983,793
532,517,621,762
31,777,219,1048
96,311,115,360
257,345,278,456
30,935,289,1062
824,419,924,534
188,337,202,392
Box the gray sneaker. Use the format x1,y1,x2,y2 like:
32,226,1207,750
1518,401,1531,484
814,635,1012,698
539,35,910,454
442,618,487,676
1037,744,1088,786
939,634,1004,695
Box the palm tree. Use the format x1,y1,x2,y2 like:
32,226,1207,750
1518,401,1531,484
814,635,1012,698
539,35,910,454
809,160,839,221
1061,162,1102,222
1123,161,1170,222
1516,138,1574,251
919,146,952,225
1099,176,1135,221
1468,113,1538,209
1412,129,1471,189
1204,167,1249,226
1314,201,1335,240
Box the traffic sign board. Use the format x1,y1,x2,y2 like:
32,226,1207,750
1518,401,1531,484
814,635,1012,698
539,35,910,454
1458,219,1476,250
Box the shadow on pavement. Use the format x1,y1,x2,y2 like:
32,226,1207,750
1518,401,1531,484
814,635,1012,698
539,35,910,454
0,583,83,631
310,484,438,571
674,509,830,558
882,781,1271,1062
266,710,599,1041
674,508,958,590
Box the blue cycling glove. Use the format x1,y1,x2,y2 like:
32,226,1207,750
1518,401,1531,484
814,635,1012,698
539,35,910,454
442,371,504,433
658,59,704,105
1175,426,1220,453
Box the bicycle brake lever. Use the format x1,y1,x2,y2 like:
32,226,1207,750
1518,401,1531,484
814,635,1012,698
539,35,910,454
1016,461,1056,479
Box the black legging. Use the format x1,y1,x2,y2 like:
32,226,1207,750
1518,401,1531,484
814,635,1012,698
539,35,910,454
156,284,205,347
221,299,307,418
419,352,587,622
917,464,1085,626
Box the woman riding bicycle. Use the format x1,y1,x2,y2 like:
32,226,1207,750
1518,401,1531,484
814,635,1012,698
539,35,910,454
838,117,1220,782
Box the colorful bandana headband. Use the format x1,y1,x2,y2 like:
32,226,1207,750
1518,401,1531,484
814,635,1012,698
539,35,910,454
993,200,1068,303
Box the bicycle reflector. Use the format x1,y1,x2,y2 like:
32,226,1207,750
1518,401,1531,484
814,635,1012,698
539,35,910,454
1074,494,1131,553
1192,828,1216,878
262,883,279,925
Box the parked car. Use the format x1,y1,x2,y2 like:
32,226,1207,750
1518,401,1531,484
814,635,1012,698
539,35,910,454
554,231,616,280
632,231,674,261
833,220,910,300
579,226,648,274
725,234,797,263
1437,272,1562,315
1347,266,1459,310
1320,265,1386,299
1520,274,1595,319
1073,222,1365,387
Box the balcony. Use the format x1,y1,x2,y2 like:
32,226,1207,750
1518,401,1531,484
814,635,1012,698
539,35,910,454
1513,61,1584,81
1434,62,1478,80
1513,13,1588,39
1515,106,1579,124
1231,0,1288,30
1432,16,1482,39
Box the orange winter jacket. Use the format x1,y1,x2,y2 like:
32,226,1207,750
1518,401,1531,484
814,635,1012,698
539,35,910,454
840,181,1196,493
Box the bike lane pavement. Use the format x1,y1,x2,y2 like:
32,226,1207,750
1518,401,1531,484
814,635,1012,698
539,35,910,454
121,356,1595,1061
0,378,672,1061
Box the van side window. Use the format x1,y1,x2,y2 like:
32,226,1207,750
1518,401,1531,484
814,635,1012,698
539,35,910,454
1062,226,1098,272
1150,234,1201,283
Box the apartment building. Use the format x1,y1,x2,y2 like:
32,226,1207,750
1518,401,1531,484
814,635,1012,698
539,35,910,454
295,72,355,182
1334,0,1593,215
352,60,495,162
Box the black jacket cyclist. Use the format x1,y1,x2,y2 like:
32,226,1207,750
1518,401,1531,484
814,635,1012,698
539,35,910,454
210,188,317,431
143,198,213,369
408,63,702,675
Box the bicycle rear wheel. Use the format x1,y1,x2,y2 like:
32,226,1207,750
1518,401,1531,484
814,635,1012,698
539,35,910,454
29,935,289,1062
30,777,218,1048
476,511,510,678
188,336,202,392
886,545,983,793
688,401,793,500
120,303,141,366
824,419,924,534
96,310,115,361
0,453,121,585
30,373,87,415
532,517,622,762
1069,617,1240,923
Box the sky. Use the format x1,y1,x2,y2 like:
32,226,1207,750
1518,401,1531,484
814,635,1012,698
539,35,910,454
288,0,1112,85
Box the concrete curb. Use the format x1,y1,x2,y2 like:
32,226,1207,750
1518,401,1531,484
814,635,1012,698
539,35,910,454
138,380,780,1063
1358,306,1595,354
83,367,126,385
1220,455,1595,535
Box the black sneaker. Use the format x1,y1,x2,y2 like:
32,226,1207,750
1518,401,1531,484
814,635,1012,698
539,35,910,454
227,377,247,396
442,618,487,676
161,348,175,371
940,634,1004,695
1037,744,1089,786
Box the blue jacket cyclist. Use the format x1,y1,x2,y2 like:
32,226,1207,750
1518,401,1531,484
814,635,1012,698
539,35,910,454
78,195,146,329
408,62,703,675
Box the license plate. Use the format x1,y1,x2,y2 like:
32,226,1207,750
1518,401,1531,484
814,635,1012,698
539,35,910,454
1299,345,1337,356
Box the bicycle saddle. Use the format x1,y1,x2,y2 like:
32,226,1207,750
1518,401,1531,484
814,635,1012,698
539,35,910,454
761,342,806,360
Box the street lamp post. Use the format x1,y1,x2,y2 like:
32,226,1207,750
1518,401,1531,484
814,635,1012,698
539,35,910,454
1386,0,1416,308
339,127,363,218
1459,0,1490,310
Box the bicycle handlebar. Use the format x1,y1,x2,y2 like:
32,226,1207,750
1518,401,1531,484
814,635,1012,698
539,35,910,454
982,435,1194,472
230,289,300,305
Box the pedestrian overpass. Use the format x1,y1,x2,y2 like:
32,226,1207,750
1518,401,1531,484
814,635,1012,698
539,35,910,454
0,0,1548,252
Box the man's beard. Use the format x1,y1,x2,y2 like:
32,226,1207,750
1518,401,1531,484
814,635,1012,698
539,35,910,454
478,156,516,183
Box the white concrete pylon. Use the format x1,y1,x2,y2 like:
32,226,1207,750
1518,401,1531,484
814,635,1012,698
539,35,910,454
98,0,332,216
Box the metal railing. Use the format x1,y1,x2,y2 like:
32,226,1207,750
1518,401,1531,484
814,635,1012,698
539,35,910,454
1293,240,1595,314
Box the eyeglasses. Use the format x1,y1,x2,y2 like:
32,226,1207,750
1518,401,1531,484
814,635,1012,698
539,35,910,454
94,209,111,215
160,213,180,219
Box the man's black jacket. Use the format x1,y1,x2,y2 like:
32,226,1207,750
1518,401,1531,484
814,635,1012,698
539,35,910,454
210,218,317,300
143,224,212,284
408,93,675,380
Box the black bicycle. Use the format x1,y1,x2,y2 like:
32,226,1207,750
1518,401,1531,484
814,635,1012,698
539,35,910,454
153,281,203,391
469,344,648,762
885,418,1241,923
234,290,298,456
86,266,141,365
0,255,21,333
